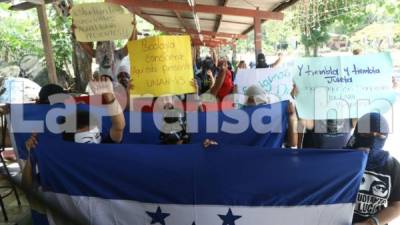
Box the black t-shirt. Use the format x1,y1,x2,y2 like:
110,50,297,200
352,157,400,224
302,119,353,149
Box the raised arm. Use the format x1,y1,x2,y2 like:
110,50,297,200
120,18,137,57
89,77,126,143
270,53,282,68
210,61,227,97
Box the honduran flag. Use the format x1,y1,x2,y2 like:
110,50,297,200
29,135,366,225
9,102,365,225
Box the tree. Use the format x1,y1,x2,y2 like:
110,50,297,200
292,0,400,56
291,0,360,57
0,3,43,63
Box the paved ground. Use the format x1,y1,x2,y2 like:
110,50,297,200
0,177,30,225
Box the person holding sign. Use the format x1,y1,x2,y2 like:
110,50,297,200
71,25,135,82
70,2,136,81
347,113,400,225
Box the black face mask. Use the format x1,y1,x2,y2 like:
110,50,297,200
347,134,387,151
160,109,190,145
346,113,390,170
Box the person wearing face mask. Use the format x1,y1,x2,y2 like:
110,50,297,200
256,53,282,69
347,113,400,225
160,109,190,145
26,77,125,146
242,85,298,148
159,108,217,148
22,78,125,217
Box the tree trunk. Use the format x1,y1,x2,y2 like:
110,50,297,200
305,45,310,57
69,0,92,93
313,45,319,57
71,39,92,92
4,48,9,63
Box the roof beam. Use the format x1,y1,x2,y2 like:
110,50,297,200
160,27,246,39
108,0,284,20
133,12,246,39
164,0,192,32
214,0,228,33
141,12,252,26
191,39,222,48
242,0,298,35
134,10,165,30
273,0,299,12
174,11,191,32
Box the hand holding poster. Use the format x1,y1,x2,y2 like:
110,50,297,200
234,67,293,105
128,35,195,97
71,3,134,42
293,52,396,120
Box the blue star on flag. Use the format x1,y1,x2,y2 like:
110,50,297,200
146,206,170,225
218,208,242,225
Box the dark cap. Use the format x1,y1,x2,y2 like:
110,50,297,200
38,84,65,104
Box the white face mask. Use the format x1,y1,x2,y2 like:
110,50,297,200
74,127,101,144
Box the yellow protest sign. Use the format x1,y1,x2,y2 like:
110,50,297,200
71,3,133,42
128,35,195,97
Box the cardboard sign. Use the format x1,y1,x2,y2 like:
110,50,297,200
128,35,195,97
234,67,293,105
71,3,133,42
293,52,396,120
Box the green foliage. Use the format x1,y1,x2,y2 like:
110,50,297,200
0,3,43,63
48,7,72,72
0,3,73,72
292,0,400,56
236,32,254,53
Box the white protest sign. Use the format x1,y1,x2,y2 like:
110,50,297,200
234,67,293,105
293,52,396,120
71,3,133,42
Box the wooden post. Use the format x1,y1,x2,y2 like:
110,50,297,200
254,8,262,61
132,14,138,40
36,4,58,84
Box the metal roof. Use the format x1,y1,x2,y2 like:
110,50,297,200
108,0,299,46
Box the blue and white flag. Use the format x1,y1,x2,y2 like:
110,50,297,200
29,136,366,225
10,102,366,225
10,102,288,159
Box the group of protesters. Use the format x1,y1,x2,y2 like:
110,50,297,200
17,27,400,225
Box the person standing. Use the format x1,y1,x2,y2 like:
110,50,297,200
256,53,282,69
347,113,400,225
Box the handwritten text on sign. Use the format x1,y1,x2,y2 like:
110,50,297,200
128,35,195,97
293,52,396,120
71,3,133,42
234,67,293,105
